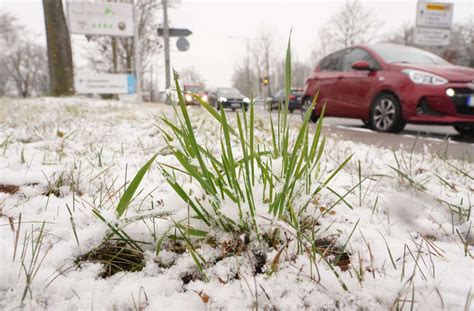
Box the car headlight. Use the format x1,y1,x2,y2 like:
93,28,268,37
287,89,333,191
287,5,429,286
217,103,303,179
185,94,192,102
202,95,208,102
243,97,250,103
218,96,227,102
402,69,448,85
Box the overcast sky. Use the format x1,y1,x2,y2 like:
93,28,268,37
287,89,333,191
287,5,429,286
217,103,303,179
1,0,472,89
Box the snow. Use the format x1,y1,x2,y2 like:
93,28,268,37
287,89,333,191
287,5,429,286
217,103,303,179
0,97,472,310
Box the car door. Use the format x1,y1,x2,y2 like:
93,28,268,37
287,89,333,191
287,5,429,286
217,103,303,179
314,50,345,115
272,90,284,109
333,48,380,118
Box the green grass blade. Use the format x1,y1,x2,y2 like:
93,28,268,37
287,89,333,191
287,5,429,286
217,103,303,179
116,154,158,218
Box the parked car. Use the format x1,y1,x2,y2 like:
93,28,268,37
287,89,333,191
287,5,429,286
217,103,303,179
302,43,474,135
208,87,250,111
268,88,304,112
183,84,207,105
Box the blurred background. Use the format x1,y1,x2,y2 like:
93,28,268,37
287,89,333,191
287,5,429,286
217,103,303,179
0,0,472,100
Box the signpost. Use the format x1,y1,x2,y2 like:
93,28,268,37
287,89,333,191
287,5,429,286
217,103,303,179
75,73,136,94
414,27,450,46
157,28,192,37
176,37,190,51
416,2,453,29
67,2,134,37
414,1,453,46
66,1,141,101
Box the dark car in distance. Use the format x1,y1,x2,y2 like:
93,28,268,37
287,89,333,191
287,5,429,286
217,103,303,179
208,87,250,111
302,43,474,135
269,88,304,112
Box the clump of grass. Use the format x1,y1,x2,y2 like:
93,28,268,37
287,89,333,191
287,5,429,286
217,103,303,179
76,241,145,278
101,32,353,289
19,222,51,304
157,33,350,237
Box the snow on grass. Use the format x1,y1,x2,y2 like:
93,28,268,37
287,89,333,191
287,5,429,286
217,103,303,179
0,97,472,310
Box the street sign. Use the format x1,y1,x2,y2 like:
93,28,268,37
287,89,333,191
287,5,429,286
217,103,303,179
157,28,192,37
416,1,453,29
75,73,136,94
176,37,190,51
414,27,450,46
67,2,134,37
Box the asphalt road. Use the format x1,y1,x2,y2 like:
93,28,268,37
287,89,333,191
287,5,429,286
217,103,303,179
253,107,474,162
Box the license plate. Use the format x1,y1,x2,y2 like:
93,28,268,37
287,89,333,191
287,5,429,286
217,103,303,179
231,103,241,108
468,95,474,107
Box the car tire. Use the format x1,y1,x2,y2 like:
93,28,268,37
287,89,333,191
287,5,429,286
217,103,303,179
301,97,318,123
369,94,405,133
453,124,474,136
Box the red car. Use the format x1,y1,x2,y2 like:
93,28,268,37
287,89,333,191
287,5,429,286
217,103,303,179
302,43,474,135
183,84,207,105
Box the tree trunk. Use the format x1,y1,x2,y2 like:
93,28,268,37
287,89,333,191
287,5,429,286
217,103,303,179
43,0,74,96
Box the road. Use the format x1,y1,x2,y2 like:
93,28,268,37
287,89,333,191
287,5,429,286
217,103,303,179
254,108,474,162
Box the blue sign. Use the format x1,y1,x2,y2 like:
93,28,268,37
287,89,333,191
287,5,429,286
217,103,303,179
127,75,136,94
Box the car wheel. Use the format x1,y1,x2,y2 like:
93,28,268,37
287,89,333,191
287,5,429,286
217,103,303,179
232,108,236,111
453,124,474,136
370,94,405,133
289,108,294,113
301,97,318,123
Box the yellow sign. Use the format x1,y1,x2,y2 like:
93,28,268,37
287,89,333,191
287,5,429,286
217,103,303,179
426,4,447,11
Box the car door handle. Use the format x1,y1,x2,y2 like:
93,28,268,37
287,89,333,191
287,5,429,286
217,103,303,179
336,75,344,80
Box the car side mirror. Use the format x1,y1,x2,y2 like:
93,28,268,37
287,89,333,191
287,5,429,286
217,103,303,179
351,60,372,71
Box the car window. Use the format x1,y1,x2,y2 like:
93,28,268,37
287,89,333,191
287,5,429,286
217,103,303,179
370,44,450,65
319,50,344,71
291,88,303,96
342,48,379,71
218,87,242,97
275,90,284,97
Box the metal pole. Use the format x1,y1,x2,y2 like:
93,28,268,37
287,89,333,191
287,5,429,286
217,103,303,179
246,38,250,97
133,0,142,102
163,0,171,91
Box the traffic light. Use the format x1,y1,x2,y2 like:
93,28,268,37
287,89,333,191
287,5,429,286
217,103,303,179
263,76,269,86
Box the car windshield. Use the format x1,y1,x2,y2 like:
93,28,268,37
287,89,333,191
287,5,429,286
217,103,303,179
218,88,242,97
371,44,450,65
291,89,303,96
185,85,205,93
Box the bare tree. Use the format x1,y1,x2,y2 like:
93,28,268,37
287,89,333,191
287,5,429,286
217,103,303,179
252,27,277,97
43,0,74,96
3,41,49,97
271,59,312,92
311,0,381,63
178,66,205,86
0,13,48,97
0,13,20,96
232,61,259,97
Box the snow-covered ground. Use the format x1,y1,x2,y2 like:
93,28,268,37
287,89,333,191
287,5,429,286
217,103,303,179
0,97,472,310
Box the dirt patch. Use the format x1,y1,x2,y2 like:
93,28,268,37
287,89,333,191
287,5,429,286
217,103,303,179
315,238,351,271
0,184,20,194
